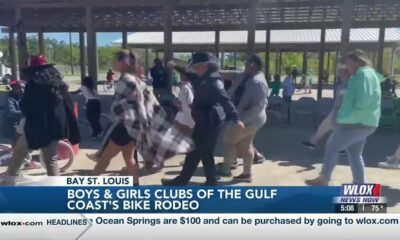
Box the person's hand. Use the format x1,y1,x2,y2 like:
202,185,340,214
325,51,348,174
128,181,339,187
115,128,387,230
166,61,176,69
235,121,245,130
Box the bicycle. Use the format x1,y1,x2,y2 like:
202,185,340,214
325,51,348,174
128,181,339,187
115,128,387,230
103,80,115,93
0,139,76,172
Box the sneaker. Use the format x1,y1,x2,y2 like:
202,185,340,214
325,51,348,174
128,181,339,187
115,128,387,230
23,161,42,170
216,162,237,170
305,176,329,186
302,141,316,150
386,156,397,162
86,153,100,162
202,181,218,186
161,178,186,186
233,173,252,183
215,168,232,177
253,153,266,164
378,156,400,169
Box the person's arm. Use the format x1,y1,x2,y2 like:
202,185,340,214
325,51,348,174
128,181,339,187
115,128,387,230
174,65,197,82
238,82,267,124
19,83,34,115
343,72,373,121
211,79,240,123
173,65,185,74
150,68,156,80
181,85,193,115
70,86,82,95
111,76,145,122
6,98,23,121
163,70,173,91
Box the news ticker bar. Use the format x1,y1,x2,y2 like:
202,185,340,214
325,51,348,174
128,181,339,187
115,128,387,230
0,214,399,240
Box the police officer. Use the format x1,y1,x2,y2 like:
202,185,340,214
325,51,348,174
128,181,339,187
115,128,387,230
162,52,244,186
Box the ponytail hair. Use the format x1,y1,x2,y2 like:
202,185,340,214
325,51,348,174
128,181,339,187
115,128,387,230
115,49,137,74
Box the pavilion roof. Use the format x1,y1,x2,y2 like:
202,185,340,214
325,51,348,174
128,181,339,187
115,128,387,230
0,0,399,32
113,28,400,46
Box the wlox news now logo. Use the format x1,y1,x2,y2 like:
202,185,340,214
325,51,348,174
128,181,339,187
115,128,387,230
335,184,386,204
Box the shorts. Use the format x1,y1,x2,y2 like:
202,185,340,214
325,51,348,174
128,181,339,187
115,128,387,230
109,123,132,146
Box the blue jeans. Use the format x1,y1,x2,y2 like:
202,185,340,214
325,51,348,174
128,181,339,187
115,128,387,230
321,125,376,183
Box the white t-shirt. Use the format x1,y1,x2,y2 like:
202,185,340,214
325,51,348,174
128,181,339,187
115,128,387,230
175,82,195,129
79,86,98,102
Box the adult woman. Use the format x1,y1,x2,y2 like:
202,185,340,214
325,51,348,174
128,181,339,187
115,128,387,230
92,49,142,185
7,54,80,177
162,52,241,186
306,50,382,185
72,76,102,138
302,67,350,149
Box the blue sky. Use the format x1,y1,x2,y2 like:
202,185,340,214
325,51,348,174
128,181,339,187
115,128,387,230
0,30,122,46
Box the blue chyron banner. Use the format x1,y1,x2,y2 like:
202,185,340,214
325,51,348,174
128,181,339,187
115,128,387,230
0,187,341,213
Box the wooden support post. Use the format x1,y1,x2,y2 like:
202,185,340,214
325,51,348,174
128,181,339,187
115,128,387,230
233,52,237,69
278,51,282,74
122,31,128,49
372,51,376,67
86,6,98,82
220,52,225,70
391,47,396,77
265,29,271,77
303,51,308,75
327,51,331,83
79,31,86,83
275,50,279,74
163,2,173,63
377,27,385,73
246,0,257,55
38,30,45,55
333,50,339,83
145,47,149,76
339,0,354,63
15,8,28,77
318,28,326,100
214,30,220,57
8,27,18,79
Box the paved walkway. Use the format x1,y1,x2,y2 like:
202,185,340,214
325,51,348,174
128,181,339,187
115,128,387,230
1,117,399,212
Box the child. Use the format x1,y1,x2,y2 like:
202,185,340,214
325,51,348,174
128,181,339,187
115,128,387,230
1,80,40,170
302,67,350,149
106,69,114,82
174,73,194,136
281,73,295,123
72,77,102,138
270,74,281,97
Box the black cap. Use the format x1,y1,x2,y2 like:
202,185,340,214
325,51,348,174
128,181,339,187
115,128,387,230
190,52,215,65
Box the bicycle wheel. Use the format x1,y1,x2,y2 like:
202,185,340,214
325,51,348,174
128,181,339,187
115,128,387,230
39,140,75,172
103,82,109,92
0,144,12,166
108,82,115,93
